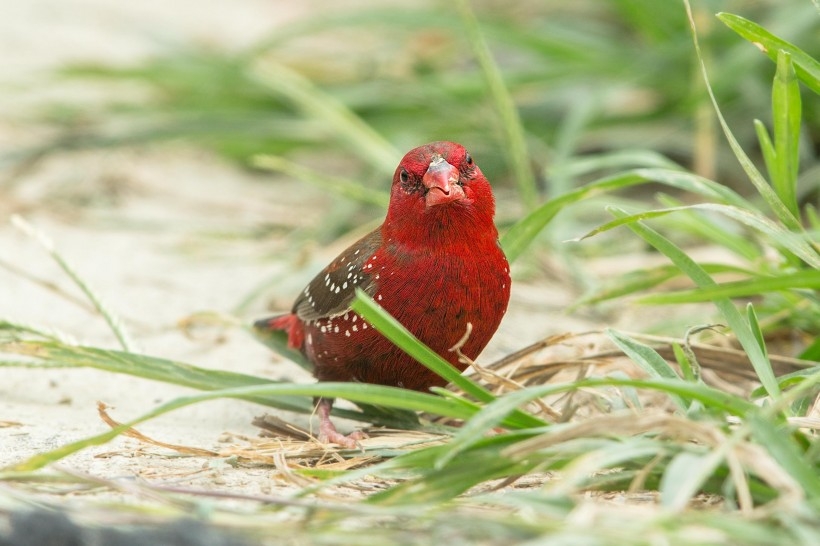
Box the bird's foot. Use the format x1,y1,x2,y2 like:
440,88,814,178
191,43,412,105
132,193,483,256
315,397,368,448
318,418,368,449
318,426,368,449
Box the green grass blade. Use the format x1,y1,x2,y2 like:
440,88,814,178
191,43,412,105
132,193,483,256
655,194,761,262
350,290,547,429
606,207,781,398
660,450,725,511
631,168,756,208
686,4,802,231
606,329,686,410
607,329,681,383
0,337,418,425
2,381,477,472
369,439,539,506
548,149,682,180
252,155,389,207
0,319,73,344
771,50,801,217
501,171,645,262
434,387,551,470
799,336,820,361
0,339,309,414
746,303,767,357
746,412,820,498
636,270,820,304
548,439,674,498
548,95,597,197
10,216,134,352
501,168,754,263
497,377,758,426
455,0,537,208
349,291,491,402
754,119,777,183
572,204,820,269
672,343,699,384
251,59,400,174
749,367,820,400
576,263,755,306
717,12,820,94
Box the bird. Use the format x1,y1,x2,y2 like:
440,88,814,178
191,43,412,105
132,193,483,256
254,141,510,447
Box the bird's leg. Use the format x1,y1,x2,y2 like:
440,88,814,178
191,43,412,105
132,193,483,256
315,397,367,449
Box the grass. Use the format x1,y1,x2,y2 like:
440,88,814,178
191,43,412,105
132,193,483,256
1,0,819,544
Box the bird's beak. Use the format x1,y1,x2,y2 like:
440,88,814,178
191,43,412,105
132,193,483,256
422,156,465,207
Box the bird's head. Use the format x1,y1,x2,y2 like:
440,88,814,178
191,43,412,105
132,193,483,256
384,141,497,246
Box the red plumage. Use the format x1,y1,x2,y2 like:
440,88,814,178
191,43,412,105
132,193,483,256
255,141,510,446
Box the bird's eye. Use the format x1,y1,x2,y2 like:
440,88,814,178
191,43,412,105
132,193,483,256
400,168,409,184
465,153,473,166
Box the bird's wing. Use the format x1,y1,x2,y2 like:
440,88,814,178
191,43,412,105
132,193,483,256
292,229,382,322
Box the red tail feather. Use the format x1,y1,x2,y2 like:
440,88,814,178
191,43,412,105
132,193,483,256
255,314,305,350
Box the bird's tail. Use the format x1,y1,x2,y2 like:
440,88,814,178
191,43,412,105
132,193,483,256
253,314,304,350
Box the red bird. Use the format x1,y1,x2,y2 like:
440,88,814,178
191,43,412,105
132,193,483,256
255,141,510,447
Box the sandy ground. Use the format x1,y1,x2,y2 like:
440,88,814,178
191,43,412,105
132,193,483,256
0,0,337,495
0,0,610,509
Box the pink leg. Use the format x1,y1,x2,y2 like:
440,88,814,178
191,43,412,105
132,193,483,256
316,398,367,449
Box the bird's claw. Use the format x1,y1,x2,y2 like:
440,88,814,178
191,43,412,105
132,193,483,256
315,397,368,449
318,428,368,449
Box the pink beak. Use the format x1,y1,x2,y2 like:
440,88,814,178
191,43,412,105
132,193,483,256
422,157,465,207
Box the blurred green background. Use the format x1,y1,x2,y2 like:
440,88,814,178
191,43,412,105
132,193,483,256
10,0,817,195
2,0,818,341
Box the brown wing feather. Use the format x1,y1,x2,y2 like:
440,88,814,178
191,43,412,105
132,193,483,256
292,229,382,322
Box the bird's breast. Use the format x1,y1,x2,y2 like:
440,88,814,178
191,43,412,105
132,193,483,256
373,239,510,358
